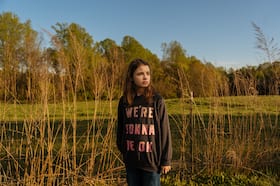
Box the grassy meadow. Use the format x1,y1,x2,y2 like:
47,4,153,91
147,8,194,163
0,96,279,185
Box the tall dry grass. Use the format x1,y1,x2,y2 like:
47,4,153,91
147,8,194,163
0,31,125,185
172,69,280,183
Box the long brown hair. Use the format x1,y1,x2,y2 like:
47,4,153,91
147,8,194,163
123,58,155,105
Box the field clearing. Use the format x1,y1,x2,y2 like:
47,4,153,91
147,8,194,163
0,95,279,185
0,95,279,121
166,95,280,115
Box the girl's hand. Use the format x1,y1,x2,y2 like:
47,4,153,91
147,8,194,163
161,165,171,174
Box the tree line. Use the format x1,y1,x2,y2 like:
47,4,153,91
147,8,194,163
0,12,279,103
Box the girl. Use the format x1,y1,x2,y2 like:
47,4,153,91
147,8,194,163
117,58,172,186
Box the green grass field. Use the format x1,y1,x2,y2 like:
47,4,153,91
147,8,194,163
1,95,279,121
0,96,279,185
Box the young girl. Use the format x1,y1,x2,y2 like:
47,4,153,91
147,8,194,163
117,58,172,186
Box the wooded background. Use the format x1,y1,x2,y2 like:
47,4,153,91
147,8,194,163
1,12,280,103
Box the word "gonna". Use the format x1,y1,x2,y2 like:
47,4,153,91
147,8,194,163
126,124,155,136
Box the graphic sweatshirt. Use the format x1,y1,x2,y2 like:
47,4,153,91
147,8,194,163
117,94,172,173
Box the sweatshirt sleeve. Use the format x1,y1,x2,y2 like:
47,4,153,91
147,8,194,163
158,97,172,166
116,97,125,154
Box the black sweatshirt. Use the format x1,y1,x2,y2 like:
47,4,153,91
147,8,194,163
117,94,172,173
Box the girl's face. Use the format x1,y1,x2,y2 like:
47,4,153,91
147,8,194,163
132,64,151,90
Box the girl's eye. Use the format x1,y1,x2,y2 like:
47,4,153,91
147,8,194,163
137,72,143,76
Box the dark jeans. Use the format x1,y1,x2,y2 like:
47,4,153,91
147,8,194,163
126,167,160,186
